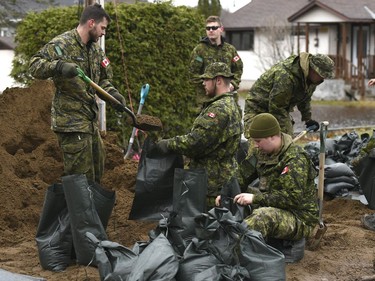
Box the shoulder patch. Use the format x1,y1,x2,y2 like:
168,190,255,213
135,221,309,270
232,55,241,62
54,45,63,56
207,112,216,118
101,57,110,68
281,166,289,175
195,56,203,63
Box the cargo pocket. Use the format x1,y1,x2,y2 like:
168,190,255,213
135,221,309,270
60,136,91,176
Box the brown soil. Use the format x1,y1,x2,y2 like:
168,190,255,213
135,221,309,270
0,80,374,281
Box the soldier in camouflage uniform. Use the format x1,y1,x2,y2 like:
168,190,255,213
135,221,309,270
243,52,335,137
29,4,125,184
189,16,243,106
224,113,319,241
151,62,243,208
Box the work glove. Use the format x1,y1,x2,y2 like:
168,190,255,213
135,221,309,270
55,61,79,78
305,119,320,132
109,91,126,106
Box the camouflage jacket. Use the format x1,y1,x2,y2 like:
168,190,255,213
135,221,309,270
189,36,243,95
240,133,319,226
168,93,243,196
29,29,120,133
243,54,316,136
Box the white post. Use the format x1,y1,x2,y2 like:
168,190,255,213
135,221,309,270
97,0,107,135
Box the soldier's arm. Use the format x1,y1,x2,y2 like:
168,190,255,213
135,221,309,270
230,50,243,90
296,88,314,121
268,73,295,129
189,45,205,86
168,104,228,157
97,52,120,97
253,153,310,210
29,43,61,79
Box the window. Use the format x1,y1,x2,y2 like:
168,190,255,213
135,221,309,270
226,30,254,51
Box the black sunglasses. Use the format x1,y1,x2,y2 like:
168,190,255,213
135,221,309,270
206,26,221,31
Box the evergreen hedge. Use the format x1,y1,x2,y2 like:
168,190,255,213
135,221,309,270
12,2,205,144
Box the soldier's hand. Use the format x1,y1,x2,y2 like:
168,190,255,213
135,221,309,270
305,119,320,132
110,91,126,106
55,61,79,78
233,193,254,205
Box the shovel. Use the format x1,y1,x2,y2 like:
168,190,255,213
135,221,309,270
307,121,329,251
292,124,319,142
124,84,150,160
76,68,162,131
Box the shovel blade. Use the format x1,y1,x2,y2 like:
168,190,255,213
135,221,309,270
134,114,163,131
306,223,327,251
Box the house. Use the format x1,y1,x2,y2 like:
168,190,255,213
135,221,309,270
222,0,375,100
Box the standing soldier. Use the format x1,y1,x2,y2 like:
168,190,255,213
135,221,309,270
243,52,334,137
151,62,243,209
189,15,243,107
29,4,125,184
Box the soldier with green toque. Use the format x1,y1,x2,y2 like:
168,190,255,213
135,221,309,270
150,62,243,209
217,113,319,241
243,52,335,137
29,4,126,184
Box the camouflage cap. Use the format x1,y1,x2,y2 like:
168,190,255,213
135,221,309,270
249,113,281,138
200,62,234,79
309,54,335,79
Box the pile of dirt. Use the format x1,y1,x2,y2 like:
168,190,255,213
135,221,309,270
0,80,374,280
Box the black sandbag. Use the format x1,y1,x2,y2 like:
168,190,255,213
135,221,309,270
86,232,138,280
194,208,286,281
0,269,46,281
127,233,179,280
268,238,305,264
129,138,184,220
173,168,208,217
324,163,356,178
219,177,244,220
324,175,359,185
194,264,250,281
335,131,358,155
35,183,73,272
168,168,208,254
90,182,116,230
355,155,375,209
62,174,107,266
176,239,222,281
324,181,355,195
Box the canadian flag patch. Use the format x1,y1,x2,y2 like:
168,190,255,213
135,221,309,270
281,166,289,175
232,55,240,62
207,112,216,118
101,57,110,68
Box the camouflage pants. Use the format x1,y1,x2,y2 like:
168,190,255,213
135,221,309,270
56,128,105,184
244,207,312,241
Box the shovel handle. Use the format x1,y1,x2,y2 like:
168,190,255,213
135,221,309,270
318,121,329,216
76,68,137,125
292,125,318,142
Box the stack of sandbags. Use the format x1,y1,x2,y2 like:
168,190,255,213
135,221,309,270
324,163,360,197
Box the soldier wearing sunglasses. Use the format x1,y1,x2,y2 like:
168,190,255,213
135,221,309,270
189,15,243,108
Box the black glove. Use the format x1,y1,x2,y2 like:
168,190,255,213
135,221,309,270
305,119,319,132
55,61,78,78
110,91,126,106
